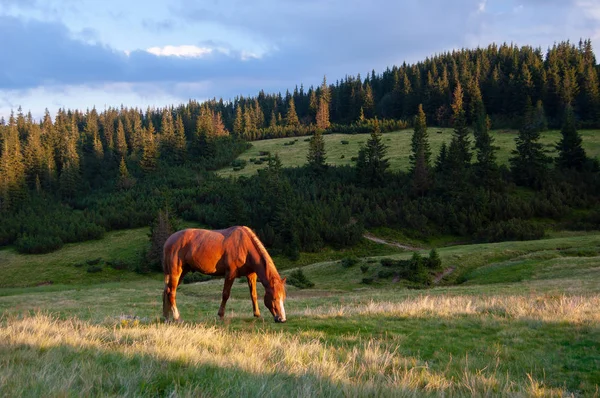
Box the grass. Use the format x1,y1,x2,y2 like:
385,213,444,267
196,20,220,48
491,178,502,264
217,128,600,177
1,232,599,396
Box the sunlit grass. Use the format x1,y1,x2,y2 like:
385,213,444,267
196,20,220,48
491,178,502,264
1,233,599,396
217,128,600,177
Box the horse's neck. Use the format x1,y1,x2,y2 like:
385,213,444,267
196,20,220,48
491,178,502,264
254,254,279,291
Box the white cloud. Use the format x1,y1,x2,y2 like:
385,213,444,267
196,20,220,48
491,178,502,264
146,45,212,58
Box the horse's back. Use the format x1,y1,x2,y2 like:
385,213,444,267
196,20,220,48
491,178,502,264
164,227,248,275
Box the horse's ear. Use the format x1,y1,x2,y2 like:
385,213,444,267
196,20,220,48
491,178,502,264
282,277,287,284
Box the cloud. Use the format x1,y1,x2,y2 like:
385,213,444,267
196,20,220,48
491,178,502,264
146,45,213,58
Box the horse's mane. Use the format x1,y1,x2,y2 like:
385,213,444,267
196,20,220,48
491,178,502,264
242,227,283,289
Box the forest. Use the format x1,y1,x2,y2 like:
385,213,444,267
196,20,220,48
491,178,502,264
0,39,599,268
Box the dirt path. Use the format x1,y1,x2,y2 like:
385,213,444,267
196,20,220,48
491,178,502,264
362,232,423,251
434,267,456,283
363,232,456,283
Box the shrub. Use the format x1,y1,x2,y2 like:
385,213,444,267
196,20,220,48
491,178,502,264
106,260,128,270
183,272,212,284
14,234,63,254
258,151,270,156
86,258,102,265
361,277,374,284
287,269,314,289
341,256,359,268
231,159,247,169
360,264,370,274
86,265,102,273
426,248,442,270
476,219,545,242
378,269,395,279
341,140,349,145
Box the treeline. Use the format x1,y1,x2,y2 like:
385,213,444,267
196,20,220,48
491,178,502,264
0,39,599,256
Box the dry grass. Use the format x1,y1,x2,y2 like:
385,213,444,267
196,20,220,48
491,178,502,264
0,312,582,397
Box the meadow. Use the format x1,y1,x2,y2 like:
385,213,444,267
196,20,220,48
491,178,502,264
1,229,599,396
217,128,600,177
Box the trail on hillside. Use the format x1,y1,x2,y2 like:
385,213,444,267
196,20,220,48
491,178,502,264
363,232,456,283
362,232,423,251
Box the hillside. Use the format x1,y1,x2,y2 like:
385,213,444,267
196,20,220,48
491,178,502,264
0,232,598,396
218,128,600,177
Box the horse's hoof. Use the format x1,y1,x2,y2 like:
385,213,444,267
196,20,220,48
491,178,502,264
254,314,261,318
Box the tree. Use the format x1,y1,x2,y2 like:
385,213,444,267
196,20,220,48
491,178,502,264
285,97,300,128
233,104,244,137
140,121,159,173
509,97,551,187
356,118,389,186
144,208,178,273
173,114,187,164
307,129,327,172
473,114,499,186
556,104,587,170
410,104,431,194
316,76,330,130
115,119,128,159
447,82,472,177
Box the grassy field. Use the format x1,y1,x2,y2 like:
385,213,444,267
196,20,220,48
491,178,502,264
1,232,599,396
217,128,600,177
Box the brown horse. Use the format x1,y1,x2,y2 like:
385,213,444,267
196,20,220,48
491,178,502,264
162,226,287,323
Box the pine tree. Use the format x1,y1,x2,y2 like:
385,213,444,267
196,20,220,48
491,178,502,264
173,114,187,164
556,104,587,170
410,104,431,194
233,104,244,137
285,97,300,128
307,129,327,172
510,97,551,187
316,76,330,130
356,118,389,186
159,109,176,162
140,121,159,173
0,118,26,209
115,119,128,159
447,82,472,177
58,123,81,199
473,114,498,186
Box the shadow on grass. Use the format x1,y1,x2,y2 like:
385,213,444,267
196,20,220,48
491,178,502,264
0,341,400,397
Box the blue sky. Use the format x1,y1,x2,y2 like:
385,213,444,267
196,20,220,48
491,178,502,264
1,0,599,119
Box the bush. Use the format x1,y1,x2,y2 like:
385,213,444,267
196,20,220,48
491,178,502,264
106,260,128,270
476,219,545,242
426,248,442,270
341,256,359,268
231,159,247,169
378,269,396,279
14,234,63,254
361,277,374,284
360,264,370,274
287,269,314,289
183,272,212,284
86,258,102,265
86,265,102,273
258,151,270,156
341,140,349,145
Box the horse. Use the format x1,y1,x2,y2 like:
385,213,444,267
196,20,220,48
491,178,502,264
162,226,287,323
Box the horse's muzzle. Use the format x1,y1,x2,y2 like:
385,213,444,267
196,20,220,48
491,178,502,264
274,316,287,323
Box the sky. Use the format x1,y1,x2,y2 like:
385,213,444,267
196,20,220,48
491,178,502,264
1,0,599,120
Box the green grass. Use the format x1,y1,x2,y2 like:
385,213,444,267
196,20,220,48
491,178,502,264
217,128,600,177
1,232,599,396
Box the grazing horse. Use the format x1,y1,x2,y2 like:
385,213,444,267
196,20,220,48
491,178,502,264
162,226,287,323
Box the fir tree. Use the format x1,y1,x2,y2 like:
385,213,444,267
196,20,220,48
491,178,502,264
410,104,431,194
285,97,300,128
509,97,551,187
307,129,327,172
356,118,389,186
447,82,472,177
115,119,128,159
140,122,159,173
556,104,587,170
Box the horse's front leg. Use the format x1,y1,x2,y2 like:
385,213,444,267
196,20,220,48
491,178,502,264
247,273,261,317
217,277,235,319
163,273,182,322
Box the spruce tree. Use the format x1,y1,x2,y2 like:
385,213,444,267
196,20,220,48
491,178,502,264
115,119,128,159
173,114,187,164
356,118,389,186
509,97,551,187
307,129,327,172
447,82,472,178
556,104,587,170
140,122,159,173
410,104,431,194
285,97,300,128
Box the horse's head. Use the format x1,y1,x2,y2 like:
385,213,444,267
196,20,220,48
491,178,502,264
264,277,287,323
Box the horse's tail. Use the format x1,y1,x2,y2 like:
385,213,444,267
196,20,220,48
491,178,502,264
242,226,279,275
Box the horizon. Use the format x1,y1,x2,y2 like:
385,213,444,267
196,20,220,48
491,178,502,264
1,0,599,119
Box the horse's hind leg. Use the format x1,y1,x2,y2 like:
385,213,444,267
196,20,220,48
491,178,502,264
217,277,235,319
163,265,183,322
